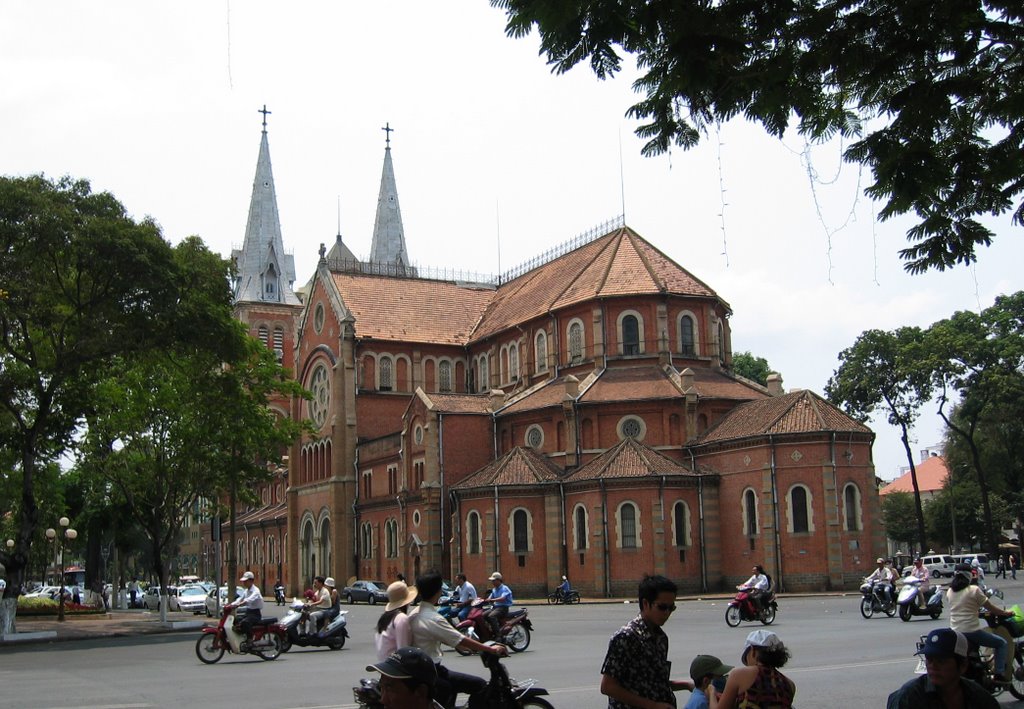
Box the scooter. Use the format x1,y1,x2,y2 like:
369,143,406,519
914,615,1024,700
859,579,897,619
195,606,284,663
896,577,943,621
725,588,778,627
353,642,554,709
279,599,349,651
454,598,532,654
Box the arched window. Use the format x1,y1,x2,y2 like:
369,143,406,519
617,502,639,549
512,509,529,552
385,519,397,558
252,538,260,565
467,511,481,554
573,505,588,550
360,522,373,559
257,325,269,346
379,355,393,391
679,314,696,356
787,485,814,533
568,320,584,363
273,326,284,351
535,331,548,372
743,489,758,536
672,501,691,547
508,343,519,381
622,315,640,355
477,355,489,393
438,360,452,392
843,483,862,531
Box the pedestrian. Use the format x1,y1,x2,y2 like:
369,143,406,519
1011,554,1018,580
128,578,139,608
886,628,998,708
997,556,1006,579
685,655,733,709
600,574,694,708
710,630,796,709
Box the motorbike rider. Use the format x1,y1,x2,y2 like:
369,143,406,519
557,575,572,602
906,558,931,607
946,565,1014,683
886,628,998,709
324,577,341,622
274,579,286,606
452,573,477,623
306,575,331,635
864,557,896,606
366,646,445,709
229,571,263,646
409,571,507,709
737,564,770,612
482,571,513,640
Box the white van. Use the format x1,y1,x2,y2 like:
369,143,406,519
953,553,992,574
919,554,956,578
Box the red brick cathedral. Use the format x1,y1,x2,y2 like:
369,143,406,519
226,121,885,597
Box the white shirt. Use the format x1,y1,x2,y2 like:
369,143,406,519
237,583,264,611
310,586,331,609
946,584,988,633
865,566,894,584
410,600,467,661
456,581,477,605
909,564,930,589
741,573,769,591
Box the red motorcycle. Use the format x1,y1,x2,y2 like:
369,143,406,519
725,588,778,627
454,598,532,654
195,606,285,663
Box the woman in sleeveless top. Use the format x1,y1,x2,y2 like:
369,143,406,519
710,629,796,709
324,577,341,621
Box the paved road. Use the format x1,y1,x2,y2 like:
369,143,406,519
2,584,1023,708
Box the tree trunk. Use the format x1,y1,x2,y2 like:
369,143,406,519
0,597,17,636
900,427,929,554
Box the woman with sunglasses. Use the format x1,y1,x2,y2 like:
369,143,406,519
600,574,694,709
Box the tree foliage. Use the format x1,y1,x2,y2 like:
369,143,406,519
881,492,921,552
492,0,1024,273
827,327,932,552
731,350,773,386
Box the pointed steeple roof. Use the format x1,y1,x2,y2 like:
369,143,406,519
232,112,301,306
368,125,411,269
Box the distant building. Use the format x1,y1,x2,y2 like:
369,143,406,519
210,117,883,595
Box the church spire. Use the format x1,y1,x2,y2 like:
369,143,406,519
233,107,300,305
368,123,411,269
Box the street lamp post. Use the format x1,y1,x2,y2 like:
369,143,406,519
3,539,12,596
45,517,77,622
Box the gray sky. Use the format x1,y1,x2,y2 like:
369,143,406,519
4,1,1021,480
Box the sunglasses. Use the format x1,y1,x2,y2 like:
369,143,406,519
655,602,676,612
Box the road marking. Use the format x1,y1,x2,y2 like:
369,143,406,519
786,658,916,674
39,705,154,709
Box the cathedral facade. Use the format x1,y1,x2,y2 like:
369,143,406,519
225,122,885,597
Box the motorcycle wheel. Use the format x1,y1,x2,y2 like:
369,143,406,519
504,624,531,652
929,607,942,620
884,601,897,618
860,597,874,619
329,633,346,650
898,604,912,622
195,634,224,664
519,699,556,709
547,592,560,605
1009,650,1024,700
760,604,777,625
567,591,580,604
725,605,742,627
255,633,283,661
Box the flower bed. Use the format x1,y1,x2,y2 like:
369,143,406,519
16,596,104,616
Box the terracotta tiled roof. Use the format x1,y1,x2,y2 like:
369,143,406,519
452,447,563,489
330,272,493,345
879,455,949,496
500,376,579,414
697,390,871,444
690,367,769,400
232,503,286,527
471,228,721,341
579,365,683,404
564,438,695,482
421,392,494,414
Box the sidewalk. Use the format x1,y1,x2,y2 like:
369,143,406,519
1,607,209,646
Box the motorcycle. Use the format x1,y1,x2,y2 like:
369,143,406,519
278,599,349,651
725,588,777,627
896,577,943,621
914,615,1024,700
859,579,897,619
195,606,285,663
455,598,532,654
353,642,554,709
274,584,286,605
437,596,462,626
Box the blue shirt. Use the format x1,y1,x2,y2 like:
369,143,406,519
683,691,708,709
489,583,513,606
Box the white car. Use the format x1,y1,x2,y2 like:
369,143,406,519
204,585,243,617
176,584,208,614
143,586,180,612
22,585,61,600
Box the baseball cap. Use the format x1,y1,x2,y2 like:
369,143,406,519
239,571,254,581
689,654,733,684
916,628,968,659
366,647,438,686
876,557,886,564
744,629,783,652
489,572,503,581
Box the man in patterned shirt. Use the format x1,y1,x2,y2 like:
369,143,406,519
601,574,693,709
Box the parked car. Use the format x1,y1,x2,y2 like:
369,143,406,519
204,585,243,617
143,586,180,612
22,585,61,600
342,580,388,604
920,554,957,578
176,584,208,614
953,553,993,574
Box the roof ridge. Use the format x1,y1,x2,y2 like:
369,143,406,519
623,229,666,292
594,229,625,292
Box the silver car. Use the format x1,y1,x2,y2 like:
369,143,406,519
176,584,208,614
